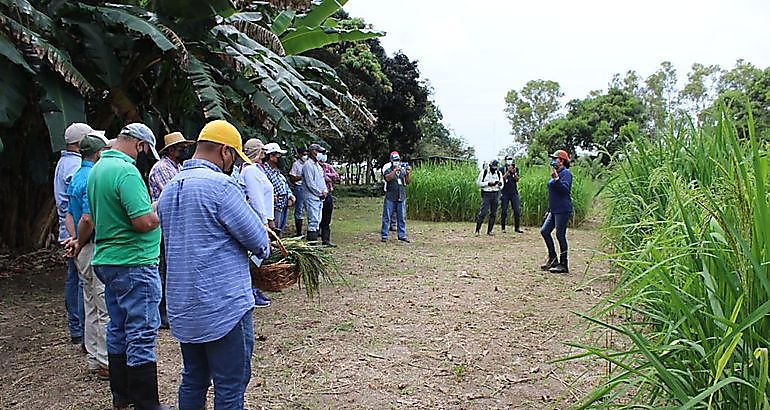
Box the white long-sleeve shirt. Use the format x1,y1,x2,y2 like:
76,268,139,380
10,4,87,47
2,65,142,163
477,167,503,192
239,164,274,224
302,159,328,197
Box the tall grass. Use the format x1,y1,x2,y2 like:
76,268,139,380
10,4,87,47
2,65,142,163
564,108,770,408
406,162,596,226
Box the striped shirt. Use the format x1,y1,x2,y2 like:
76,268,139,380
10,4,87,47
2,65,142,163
148,156,181,202
157,159,270,343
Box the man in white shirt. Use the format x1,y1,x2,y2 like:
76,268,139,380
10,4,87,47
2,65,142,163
475,160,503,236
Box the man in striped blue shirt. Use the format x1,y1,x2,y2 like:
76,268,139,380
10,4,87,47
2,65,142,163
157,120,270,409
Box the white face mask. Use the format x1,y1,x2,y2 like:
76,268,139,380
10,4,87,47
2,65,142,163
392,161,401,168
302,155,308,161
506,160,513,165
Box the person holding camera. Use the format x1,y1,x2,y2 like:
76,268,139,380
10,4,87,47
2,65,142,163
500,156,523,233
380,151,411,243
540,150,573,274
475,160,503,236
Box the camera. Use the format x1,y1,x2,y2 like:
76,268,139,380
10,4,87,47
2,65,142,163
400,162,409,168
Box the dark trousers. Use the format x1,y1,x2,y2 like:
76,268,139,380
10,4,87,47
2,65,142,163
178,310,254,410
540,212,571,266
500,193,521,230
320,195,334,240
159,238,168,327
476,191,499,233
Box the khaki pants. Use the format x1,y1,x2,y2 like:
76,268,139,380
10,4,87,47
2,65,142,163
75,243,108,368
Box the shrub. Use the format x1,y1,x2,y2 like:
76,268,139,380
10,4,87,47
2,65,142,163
406,162,597,227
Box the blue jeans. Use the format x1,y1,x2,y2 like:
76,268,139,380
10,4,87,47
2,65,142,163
293,184,305,221
381,199,406,240
178,310,254,410
94,265,161,367
305,195,323,231
65,258,84,338
540,212,571,265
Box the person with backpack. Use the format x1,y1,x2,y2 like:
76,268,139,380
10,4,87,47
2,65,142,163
475,160,503,236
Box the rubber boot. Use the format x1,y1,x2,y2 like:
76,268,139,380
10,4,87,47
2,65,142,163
295,219,303,237
321,228,336,247
127,361,164,410
108,354,131,409
307,230,319,242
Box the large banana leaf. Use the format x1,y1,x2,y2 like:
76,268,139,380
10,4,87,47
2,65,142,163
281,26,384,56
0,61,27,127
0,0,54,34
270,8,296,36
63,19,122,87
292,0,348,29
37,70,86,152
0,32,33,73
153,0,236,20
185,54,230,120
78,4,176,52
0,11,93,94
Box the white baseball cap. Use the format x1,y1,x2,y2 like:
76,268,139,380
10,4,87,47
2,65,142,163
264,142,287,155
64,123,94,144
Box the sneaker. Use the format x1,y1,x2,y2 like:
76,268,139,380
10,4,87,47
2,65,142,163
398,238,411,243
70,336,83,345
93,365,110,381
501,228,506,233
381,238,387,242
549,264,569,274
487,232,494,236
474,231,480,237
515,229,524,233
252,288,271,308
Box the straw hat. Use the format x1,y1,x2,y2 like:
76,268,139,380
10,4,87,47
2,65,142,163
159,132,192,153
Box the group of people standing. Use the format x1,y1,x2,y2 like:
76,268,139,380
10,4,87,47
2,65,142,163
474,150,574,274
53,119,340,409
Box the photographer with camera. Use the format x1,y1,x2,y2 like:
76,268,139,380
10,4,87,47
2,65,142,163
500,155,523,234
475,160,503,236
380,151,411,243
540,150,573,274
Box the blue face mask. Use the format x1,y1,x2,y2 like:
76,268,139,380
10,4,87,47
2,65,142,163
550,159,558,168
317,153,328,162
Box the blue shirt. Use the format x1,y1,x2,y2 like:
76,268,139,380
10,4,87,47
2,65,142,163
66,160,95,240
302,159,328,197
53,150,82,242
547,167,573,214
157,159,270,344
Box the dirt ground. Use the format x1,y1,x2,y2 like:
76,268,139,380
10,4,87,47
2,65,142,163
0,197,612,409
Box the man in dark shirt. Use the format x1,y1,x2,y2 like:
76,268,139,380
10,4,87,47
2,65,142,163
380,151,411,243
500,156,523,233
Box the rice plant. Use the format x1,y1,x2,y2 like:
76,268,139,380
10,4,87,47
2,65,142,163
406,162,597,227
563,107,770,409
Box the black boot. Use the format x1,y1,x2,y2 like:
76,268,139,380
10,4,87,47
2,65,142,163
540,255,558,271
108,354,131,409
514,218,523,233
320,227,336,247
295,219,303,237
549,255,569,273
128,361,164,410
307,230,319,242
475,221,482,235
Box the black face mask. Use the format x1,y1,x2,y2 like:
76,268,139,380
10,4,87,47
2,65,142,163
176,145,193,162
136,142,151,170
221,148,235,175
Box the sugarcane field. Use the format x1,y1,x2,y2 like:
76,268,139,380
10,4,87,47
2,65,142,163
1,0,769,409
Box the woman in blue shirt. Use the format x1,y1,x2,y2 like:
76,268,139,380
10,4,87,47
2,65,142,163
540,150,573,273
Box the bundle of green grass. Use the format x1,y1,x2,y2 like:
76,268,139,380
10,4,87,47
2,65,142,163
406,161,596,227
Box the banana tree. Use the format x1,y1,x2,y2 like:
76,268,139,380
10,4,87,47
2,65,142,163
273,0,384,56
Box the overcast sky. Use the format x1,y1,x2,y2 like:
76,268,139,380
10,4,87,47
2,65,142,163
345,0,770,161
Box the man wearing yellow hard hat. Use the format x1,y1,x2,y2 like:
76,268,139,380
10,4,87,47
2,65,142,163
156,120,269,407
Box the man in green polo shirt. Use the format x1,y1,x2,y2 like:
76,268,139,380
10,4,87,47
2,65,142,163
87,123,165,410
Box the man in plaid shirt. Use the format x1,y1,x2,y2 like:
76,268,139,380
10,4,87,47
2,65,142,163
262,142,294,236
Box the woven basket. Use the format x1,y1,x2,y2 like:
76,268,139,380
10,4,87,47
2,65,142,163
249,228,298,292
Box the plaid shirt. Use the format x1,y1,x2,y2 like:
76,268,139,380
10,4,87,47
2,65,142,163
262,164,289,209
148,156,181,202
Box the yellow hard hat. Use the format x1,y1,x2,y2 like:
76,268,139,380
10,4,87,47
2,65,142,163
197,120,251,164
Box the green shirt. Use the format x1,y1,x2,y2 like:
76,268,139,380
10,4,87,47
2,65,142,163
87,149,160,266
